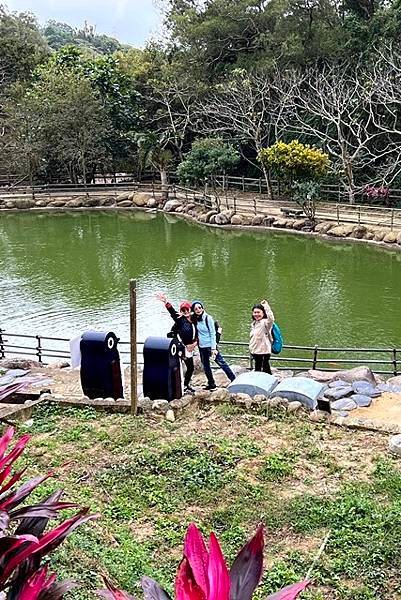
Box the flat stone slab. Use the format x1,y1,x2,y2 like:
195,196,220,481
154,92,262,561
325,386,353,400
331,398,357,411
352,381,381,397
350,394,372,407
228,372,278,398
271,377,325,409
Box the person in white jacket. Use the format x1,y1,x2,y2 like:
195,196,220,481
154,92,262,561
249,300,275,374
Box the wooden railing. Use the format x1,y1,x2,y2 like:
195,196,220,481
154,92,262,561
0,330,399,375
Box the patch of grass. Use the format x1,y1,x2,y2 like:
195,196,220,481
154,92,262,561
9,403,401,599
259,451,296,481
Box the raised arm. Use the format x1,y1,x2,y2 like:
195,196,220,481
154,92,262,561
155,291,179,322
261,299,275,325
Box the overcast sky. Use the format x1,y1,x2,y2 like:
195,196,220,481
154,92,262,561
4,0,163,46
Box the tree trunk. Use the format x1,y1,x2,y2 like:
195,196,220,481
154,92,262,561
344,160,355,204
341,142,355,204
160,168,169,201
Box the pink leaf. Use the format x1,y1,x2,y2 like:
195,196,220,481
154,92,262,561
16,566,56,600
266,580,310,600
207,533,230,600
184,523,209,597
176,558,205,600
0,427,15,459
97,577,136,600
229,525,264,600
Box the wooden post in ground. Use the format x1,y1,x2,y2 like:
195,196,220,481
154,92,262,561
130,279,138,415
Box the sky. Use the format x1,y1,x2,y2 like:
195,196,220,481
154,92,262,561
4,0,163,47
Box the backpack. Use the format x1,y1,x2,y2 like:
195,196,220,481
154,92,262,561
205,316,222,344
271,322,283,354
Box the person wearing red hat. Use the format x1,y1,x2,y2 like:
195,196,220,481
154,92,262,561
155,291,197,392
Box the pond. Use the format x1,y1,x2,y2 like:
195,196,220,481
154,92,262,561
0,210,400,350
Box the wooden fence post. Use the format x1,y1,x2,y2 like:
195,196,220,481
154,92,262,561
130,279,138,415
336,204,340,224
391,209,394,231
242,176,245,192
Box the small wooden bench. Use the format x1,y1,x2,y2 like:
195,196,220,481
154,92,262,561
280,207,303,217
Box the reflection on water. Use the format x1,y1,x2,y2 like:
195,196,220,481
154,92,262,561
0,210,400,347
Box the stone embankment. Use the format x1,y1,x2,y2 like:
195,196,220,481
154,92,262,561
1,190,401,248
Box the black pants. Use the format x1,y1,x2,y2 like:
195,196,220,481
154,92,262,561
199,347,235,387
252,353,271,374
183,356,194,386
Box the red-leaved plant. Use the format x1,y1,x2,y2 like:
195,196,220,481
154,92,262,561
0,426,97,599
98,523,309,600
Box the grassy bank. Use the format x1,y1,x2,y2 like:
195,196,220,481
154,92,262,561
18,402,401,600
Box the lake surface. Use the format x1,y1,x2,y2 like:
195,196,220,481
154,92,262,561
0,210,400,349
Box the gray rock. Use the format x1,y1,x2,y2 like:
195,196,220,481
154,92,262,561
376,383,392,393
336,411,349,417
328,379,350,388
232,393,253,408
253,394,268,403
209,388,230,403
15,198,35,209
151,399,170,413
324,386,353,400
164,199,182,212
388,375,401,387
352,381,380,396
331,398,357,411
350,394,372,407
214,213,230,225
165,409,175,422
309,410,327,422
287,401,303,414
389,434,401,456
335,366,377,384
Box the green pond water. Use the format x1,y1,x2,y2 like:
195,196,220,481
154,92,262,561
0,210,400,354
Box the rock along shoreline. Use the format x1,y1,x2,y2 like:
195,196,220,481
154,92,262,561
1,190,401,252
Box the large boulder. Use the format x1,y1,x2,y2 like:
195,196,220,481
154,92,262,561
272,218,288,228
373,229,386,241
66,197,85,208
327,224,354,238
117,200,133,207
132,192,153,207
315,221,334,234
99,196,115,206
82,197,100,207
231,214,245,225
215,212,230,225
115,192,130,202
352,225,368,239
15,198,35,209
49,200,66,207
147,198,158,208
383,231,398,244
251,215,264,226
308,366,376,384
35,200,48,207
164,199,182,212
292,218,309,230
262,216,276,227
388,375,401,387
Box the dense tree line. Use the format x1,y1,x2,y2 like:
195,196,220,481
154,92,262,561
2,1,401,202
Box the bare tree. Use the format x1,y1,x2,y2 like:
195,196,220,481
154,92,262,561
277,60,401,204
147,78,198,162
198,69,297,197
